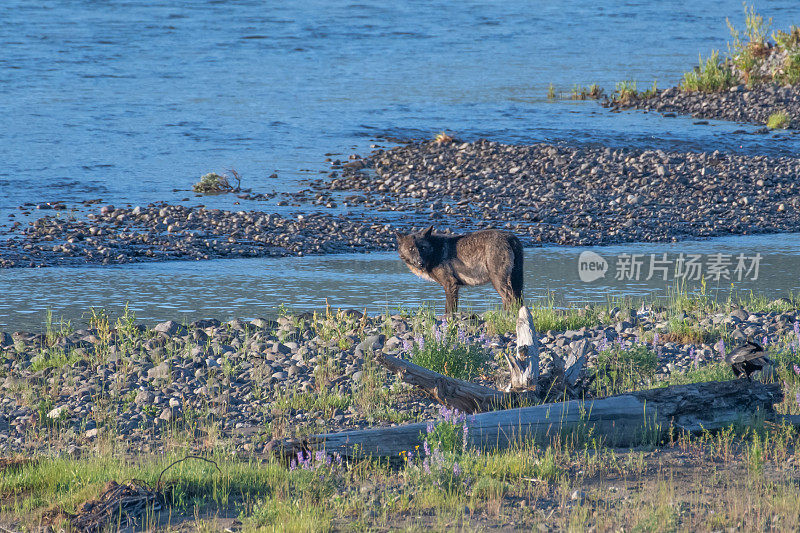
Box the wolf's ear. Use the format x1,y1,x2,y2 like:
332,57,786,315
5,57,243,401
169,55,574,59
422,226,434,238
394,230,406,242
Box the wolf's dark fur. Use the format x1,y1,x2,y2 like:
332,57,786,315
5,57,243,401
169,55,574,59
396,227,523,313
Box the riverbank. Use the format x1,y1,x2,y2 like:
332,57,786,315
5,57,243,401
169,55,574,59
3,139,800,268
3,292,800,530
605,84,800,129
1,293,797,457
603,8,800,129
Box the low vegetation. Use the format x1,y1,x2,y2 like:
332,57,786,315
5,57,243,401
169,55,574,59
680,5,800,92
192,170,242,193
4,289,800,530
609,79,658,104
767,110,792,129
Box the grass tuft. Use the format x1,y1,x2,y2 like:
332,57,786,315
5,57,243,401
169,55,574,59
192,170,241,193
680,50,736,92
767,110,792,129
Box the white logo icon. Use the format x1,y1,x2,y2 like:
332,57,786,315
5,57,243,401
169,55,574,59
578,251,608,282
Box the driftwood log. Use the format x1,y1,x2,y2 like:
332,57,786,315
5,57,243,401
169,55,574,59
272,379,782,461
375,305,587,413
504,305,539,391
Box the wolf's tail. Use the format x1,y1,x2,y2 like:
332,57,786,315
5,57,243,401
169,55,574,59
510,235,524,301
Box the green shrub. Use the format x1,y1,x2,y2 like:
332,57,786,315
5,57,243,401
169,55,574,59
613,80,638,103
594,343,658,396
767,111,792,130
192,171,241,193
680,51,736,92
777,54,800,85
410,322,486,380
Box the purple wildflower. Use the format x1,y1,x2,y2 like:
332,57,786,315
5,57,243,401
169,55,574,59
795,390,800,408
402,339,413,353
424,439,431,457
716,339,725,358
599,337,608,352
762,335,768,347
794,364,800,376
290,459,297,471
462,423,469,451
458,328,467,344
315,451,326,466
794,321,799,338
334,453,343,466
652,332,660,348
690,346,698,368
408,450,414,461
453,462,461,477
433,325,443,343
298,451,312,470
423,458,431,475
440,405,452,423
427,421,435,435
415,335,425,351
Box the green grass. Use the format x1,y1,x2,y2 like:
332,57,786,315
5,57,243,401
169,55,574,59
613,80,639,103
410,321,487,380
192,171,240,193
767,110,792,129
9,425,800,531
484,297,600,335
593,343,658,396
569,84,603,100
680,50,736,92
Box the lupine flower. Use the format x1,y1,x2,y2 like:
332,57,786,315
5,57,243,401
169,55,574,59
794,321,799,338
599,337,608,352
402,339,413,353
424,439,431,457
440,405,452,423
422,458,431,474
427,421,435,435
290,459,297,471
315,451,326,465
652,332,660,348
433,325,443,343
794,364,800,376
453,462,461,477
458,328,467,344
762,335,768,347
795,390,800,408
690,346,698,368
716,339,725,358
462,423,469,451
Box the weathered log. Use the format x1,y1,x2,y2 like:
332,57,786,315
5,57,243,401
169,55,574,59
273,380,782,461
375,351,539,413
504,306,539,391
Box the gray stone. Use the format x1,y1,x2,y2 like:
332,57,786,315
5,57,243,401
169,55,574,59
154,320,186,336
730,309,749,322
147,362,170,380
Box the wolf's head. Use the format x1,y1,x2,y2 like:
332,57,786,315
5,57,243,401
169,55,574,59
396,226,435,270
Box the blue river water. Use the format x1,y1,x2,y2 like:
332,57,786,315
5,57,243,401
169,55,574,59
2,0,800,217
2,1,800,330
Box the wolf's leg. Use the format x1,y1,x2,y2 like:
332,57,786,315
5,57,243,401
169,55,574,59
444,284,460,314
490,275,516,311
